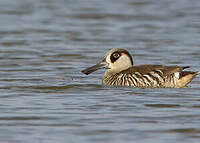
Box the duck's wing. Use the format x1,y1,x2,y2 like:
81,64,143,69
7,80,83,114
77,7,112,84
121,65,190,76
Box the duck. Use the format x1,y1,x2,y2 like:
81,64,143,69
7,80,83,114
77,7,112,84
82,48,199,88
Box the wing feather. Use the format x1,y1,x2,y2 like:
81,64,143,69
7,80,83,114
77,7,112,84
120,65,190,77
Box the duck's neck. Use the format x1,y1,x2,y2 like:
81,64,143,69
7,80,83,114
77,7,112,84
102,71,115,85
102,69,124,86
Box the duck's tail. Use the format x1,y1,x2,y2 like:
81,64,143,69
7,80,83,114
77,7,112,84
177,71,199,87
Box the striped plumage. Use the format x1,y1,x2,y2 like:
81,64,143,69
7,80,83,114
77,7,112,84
102,65,197,88
82,48,199,88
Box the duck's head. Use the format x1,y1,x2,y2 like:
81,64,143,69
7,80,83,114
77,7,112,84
82,48,133,75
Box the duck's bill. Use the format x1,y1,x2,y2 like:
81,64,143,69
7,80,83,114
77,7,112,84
82,61,108,75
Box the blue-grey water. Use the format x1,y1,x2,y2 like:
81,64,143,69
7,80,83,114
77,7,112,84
0,0,200,142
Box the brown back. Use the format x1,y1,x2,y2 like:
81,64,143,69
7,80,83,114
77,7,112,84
120,65,190,76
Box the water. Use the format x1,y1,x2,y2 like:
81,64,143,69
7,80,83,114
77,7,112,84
0,0,200,142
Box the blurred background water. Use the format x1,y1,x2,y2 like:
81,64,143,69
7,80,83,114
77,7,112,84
0,0,200,142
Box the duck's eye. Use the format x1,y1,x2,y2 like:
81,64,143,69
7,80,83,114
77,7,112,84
113,53,120,58
110,52,120,63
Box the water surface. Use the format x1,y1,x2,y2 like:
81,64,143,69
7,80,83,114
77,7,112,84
0,0,200,143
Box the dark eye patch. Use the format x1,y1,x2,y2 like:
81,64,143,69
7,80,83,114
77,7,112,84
110,50,133,65
110,52,121,63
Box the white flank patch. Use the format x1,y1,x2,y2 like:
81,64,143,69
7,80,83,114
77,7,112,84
174,72,179,79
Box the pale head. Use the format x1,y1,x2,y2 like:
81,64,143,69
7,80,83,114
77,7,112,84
82,48,133,75
104,48,133,73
